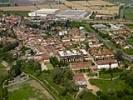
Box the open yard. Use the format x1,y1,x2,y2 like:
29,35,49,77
90,79,131,94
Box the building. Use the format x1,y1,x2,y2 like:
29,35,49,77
70,61,93,72
94,14,115,20
96,59,118,69
58,50,82,62
57,49,90,62
73,73,87,87
88,36,103,48
63,0,119,18
28,8,60,18
89,47,115,60
56,9,90,20
89,47,118,69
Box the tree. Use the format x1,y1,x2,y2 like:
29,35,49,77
115,50,123,62
120,69,133,88
64,69,73,80
109,63,113,81
10,63,21,77
21,60,41,76
50,56,60,67
52,68,64,84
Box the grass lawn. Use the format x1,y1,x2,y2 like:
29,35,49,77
90,79,130,94
99,70,121,79
9,83,49,100
46,63,54,70
123,48,133,55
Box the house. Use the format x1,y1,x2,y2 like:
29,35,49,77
88,36,103,48
95,14,114,20
89,47,114,60
70,61,93,72
73,73,87,87
92,24,108,31
89,47,118,69
96,59,118,69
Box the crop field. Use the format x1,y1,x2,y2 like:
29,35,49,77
8,80,53,100
0,0,10,4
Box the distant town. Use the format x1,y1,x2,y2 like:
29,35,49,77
0,0,133,100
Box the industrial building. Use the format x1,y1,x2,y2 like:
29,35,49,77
56,9,90,19
28,8,60,18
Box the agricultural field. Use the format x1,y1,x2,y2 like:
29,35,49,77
8,80,53,100
124,7,133,20
0,0,10,3
107,0,133,5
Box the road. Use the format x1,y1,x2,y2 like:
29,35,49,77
83,73,100,95
85,19,133,24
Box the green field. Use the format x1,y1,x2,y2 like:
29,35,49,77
124,7,133,20
9,83,49,100
90,79,131,93
0,0,9,3
99,71,121,79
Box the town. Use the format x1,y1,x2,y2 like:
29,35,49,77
0,0,133,100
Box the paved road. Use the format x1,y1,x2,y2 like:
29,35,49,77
85,19,133,24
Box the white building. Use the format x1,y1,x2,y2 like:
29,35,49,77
96,60,118,69
28,8,60,18
56,10,90,20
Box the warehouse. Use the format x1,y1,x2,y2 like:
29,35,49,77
28,8,60,18
56,9,90,20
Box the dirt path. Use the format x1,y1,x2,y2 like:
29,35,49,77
83,74,100,95
28,80,54,100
